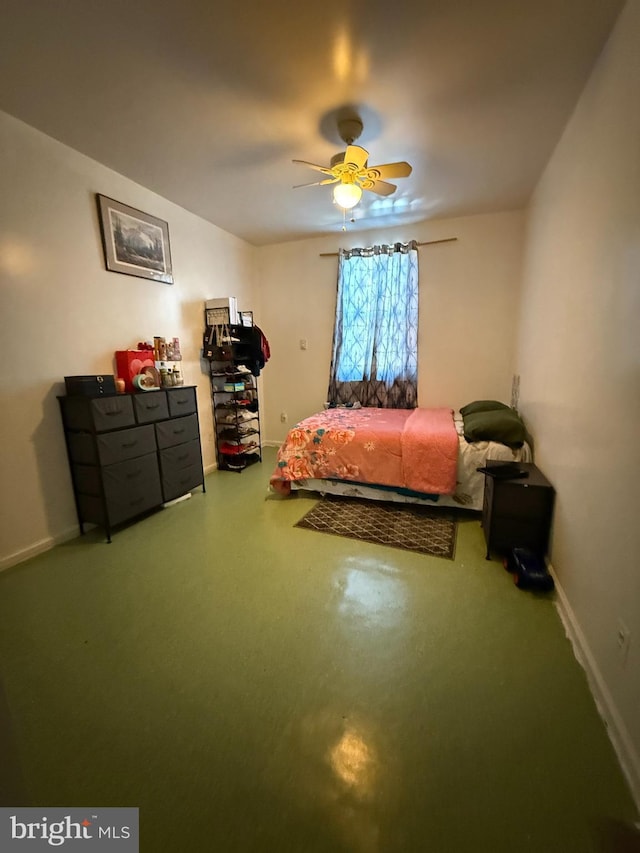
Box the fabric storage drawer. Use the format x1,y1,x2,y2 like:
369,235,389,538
61,395,135,432
133,391,169,424
102,453,163,526
73,450,162,498
68,424,157,466
159,439,203,501
75,454,162,527
155,414,199,449
166,386,197,417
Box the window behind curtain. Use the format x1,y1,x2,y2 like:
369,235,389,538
328,241,419,409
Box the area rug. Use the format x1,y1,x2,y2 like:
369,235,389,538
295,496,457,559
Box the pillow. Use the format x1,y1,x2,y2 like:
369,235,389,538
463,408,526,448
460,400,511,416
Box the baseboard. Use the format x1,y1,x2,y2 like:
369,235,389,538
262,440,281,448
549,562,640,813
1,476,217,572
0,525,79,573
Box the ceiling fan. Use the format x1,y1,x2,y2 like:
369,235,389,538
292,117,413,209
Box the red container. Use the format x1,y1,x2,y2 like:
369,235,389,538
115,350,155,392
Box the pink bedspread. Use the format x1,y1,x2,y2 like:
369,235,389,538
269,407,458,496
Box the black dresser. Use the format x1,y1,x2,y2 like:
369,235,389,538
58,386,205,541
481,461,555,560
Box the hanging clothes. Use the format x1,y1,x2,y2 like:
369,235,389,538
228,324,271,376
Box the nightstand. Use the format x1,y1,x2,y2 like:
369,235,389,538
481,462,555,560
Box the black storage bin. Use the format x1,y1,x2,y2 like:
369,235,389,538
64,375,116,396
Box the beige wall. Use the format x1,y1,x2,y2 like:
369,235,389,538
0,108,525,567
517,0,640,801
258,210,525,444
0,110,256,568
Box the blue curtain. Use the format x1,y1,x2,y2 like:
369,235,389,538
328,241,419,408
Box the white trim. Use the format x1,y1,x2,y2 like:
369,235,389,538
0,525,79,572
1,476,215,571
550,562,640,812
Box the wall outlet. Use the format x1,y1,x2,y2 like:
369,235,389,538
300,338,308,350
280,412,287,423
617,619,631,663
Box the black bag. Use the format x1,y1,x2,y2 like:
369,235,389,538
203,325,233,360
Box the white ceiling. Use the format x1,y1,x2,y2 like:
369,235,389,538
0,0,624,246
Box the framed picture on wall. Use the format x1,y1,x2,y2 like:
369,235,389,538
96,194,174,284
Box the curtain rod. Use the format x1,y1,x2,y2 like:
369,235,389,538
319,237,457,257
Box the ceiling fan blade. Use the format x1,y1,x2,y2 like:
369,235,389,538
366,161,413,180
362,179,397,197
293,178,339,188
343,145,369,170
292,159,334,175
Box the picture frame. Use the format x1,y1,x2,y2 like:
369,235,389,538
96,194,173,284
239,311,254,327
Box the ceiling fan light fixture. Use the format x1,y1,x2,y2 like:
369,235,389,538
292,114,411,209
333,182,362,209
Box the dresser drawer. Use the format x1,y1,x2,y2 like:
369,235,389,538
73,451,162,497
159,439,203,501
133,391,169,424
155,413,199,449
61,395,135,432
68,424,157,466
166,386,197,417
103,453,163,525
75,453,162,527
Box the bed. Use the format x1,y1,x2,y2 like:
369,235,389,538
269,405,532,511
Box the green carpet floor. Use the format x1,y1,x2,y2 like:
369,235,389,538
0,447,636,852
